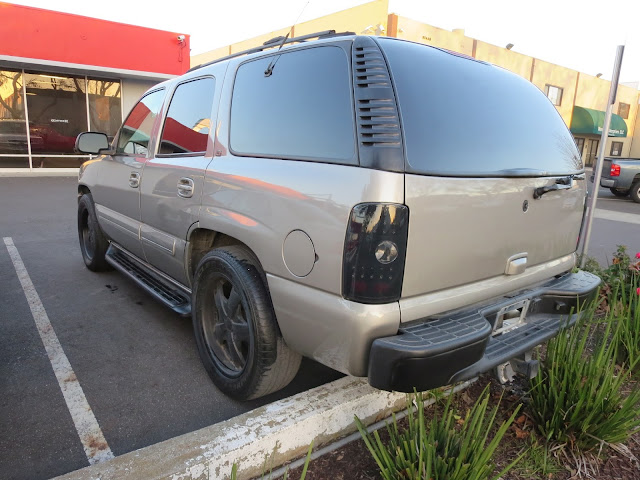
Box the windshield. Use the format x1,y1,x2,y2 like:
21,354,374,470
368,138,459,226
377,38,583,177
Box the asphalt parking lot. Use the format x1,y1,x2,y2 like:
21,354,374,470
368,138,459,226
1,175,638,480
0,176,342,480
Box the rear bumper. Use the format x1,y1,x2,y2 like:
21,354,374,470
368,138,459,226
600,178,616,188
368,271,600,392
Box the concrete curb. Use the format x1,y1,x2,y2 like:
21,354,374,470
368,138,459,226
53,376,473,480
0,168,78,177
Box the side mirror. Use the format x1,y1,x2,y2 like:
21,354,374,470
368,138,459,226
75,132,111,154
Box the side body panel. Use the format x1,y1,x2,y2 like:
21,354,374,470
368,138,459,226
88,152,147,258
196,55,404,370
81,88,168,260
140,68,226,284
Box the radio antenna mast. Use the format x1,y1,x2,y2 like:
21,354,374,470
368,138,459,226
264,1,311,76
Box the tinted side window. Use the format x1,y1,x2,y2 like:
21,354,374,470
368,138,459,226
377,38,583,176
230,46,356,163
116,89,165,156
159,77,216,155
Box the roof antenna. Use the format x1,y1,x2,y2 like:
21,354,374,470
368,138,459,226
264,0,310,77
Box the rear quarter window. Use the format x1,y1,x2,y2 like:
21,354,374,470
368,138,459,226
230,46,356,164
377,38,583,177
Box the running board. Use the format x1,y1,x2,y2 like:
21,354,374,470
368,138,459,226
105,244,192,317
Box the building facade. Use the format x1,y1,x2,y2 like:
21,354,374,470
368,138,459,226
0,2,189,170
192,0,640,165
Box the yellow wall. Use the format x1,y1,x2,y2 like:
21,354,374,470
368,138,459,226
295,0,388,37
191,46,230,68
191,1,640,159
473,41,533,80
574,75,639,157
190,0,389,68
393,16,473,55
631,113,640,157
530,59,578,125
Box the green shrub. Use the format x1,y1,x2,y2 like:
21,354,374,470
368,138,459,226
355,386,521,480
529,311,640,451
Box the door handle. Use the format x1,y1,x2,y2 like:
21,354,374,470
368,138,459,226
129,171,140,188
177,177,195,198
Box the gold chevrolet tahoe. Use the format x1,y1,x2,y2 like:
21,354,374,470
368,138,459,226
75,31,600,400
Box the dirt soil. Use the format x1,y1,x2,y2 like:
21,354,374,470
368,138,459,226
280,375,640,480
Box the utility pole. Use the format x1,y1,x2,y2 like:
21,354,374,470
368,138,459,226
580,45,625,267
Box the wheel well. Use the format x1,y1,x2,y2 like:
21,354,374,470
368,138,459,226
188,229,258,279
633,174,640,185
78,185,90,200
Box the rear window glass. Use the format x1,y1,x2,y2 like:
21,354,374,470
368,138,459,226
230,46,356,163
377,38,583,176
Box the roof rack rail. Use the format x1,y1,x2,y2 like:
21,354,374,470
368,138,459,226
188,30,355,72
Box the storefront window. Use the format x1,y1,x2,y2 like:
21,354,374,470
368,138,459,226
85,79,122,140
0,70,28,159
25,73,88,155
1,69,123,168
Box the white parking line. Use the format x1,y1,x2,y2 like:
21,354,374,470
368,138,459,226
3,237,114,465
594,209,640,225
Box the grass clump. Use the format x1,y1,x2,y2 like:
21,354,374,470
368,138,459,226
512,435,563,479
355,385,521,480
230,442,313,480
529,310,640,452
614,274,640,367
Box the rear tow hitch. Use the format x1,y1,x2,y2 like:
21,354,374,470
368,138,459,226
494,350,539,384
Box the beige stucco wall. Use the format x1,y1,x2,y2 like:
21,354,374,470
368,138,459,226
190,0,389,68
473,41,533,80
393,16,473,55
295,0,388,37
574,75,639,157
189,1,640,159
530,59,578,126
630,111,640,157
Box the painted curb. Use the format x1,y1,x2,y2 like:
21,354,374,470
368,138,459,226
52,376,435,480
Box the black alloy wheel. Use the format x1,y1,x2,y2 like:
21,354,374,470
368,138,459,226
192,246,301,400
77,193,111,271
201,272,252,376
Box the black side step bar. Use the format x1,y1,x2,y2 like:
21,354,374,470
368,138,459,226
105,244,192,317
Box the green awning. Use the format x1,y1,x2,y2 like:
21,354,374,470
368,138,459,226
570,106,627,137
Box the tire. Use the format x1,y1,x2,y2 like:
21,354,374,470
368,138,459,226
77,193,111,272
192,246,301,400
631,182,640,203
610,188,630,197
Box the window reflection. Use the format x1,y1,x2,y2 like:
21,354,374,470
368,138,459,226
25,73,88,155
159,77,215,155
85,79,122,140
116,89,165,155
0,70,28,154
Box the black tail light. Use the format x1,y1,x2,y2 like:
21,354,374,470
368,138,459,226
342,203,409,304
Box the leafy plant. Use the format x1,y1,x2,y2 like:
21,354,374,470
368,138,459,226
529,310,640,452
355,385,521,480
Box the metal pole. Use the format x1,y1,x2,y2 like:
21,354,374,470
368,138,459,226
580,45,624,268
